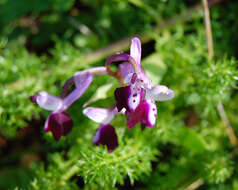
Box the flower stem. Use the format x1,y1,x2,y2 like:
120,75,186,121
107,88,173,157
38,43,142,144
217,102,238,147
202,0,214,60
185,178,204,190
61,165,80,181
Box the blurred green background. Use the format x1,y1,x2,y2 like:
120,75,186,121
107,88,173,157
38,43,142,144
1,0,238,189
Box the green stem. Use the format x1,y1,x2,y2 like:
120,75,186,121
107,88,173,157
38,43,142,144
61,164,80,181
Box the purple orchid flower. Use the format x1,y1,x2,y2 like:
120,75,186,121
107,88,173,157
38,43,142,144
110,37,174,129
30,91,73,141
30,67,106,141
83,106,120,152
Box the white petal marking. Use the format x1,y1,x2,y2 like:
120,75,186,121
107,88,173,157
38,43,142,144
148,101,157,126
128,86,141,111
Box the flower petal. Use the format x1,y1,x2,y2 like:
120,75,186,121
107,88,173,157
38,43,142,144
73,67,106,89
107,53,131,64
124,72,152,89
114,85,143,112
126,100,157,129
146,101,157,127
46,112,73,141
149,85,174,101
83,107,117,124
128,85,143,111
44,115,50,132
63,73,93,109
119,62,134,78
130,37,141,66
114,86,131,112
62,67,106,98
93,124,118,153
74,72,93,89
106,53,131,75
32,91,63,111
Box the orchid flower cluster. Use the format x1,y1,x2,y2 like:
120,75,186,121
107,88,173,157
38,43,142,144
30,37,174,152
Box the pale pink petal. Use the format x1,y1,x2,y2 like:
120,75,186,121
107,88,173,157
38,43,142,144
83,107,117,124
35,91,63,111
130,37,141,66
149,85,174,101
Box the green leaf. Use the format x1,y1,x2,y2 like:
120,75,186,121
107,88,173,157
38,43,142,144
178,127,208,154
142,53,167,85
84,81,118,107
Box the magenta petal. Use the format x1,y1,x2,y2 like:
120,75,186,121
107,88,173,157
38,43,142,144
93,124,118,153
149,85,174,101
126,101,157,129
46,112,73,141
126,108,143,129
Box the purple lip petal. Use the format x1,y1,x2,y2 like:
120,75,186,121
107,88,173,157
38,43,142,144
115,85,143,112
114,86,131,112
118,62,135,78
141,123,146,131
63,73,93,109
149,85,174,101
126,101,157,129
130,37,141,66
93,124,118,153
30,95,38,103
46,112,73,141
126,108,143,129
